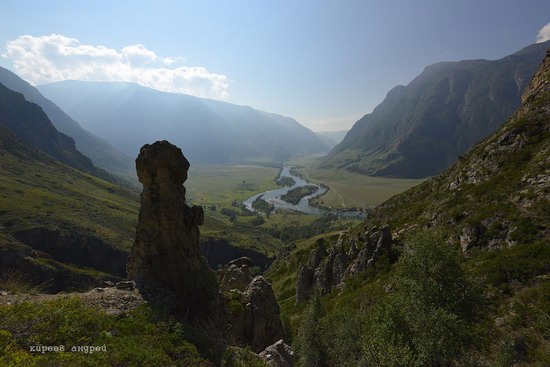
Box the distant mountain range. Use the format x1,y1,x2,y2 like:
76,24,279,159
0,83,113,181
315,130,348,149
38,81,330,164
322,40,550,178
0,67,134,176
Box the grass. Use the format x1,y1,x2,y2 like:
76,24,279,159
186,164,280,205
0,297,213,366
288,156,425,209
0,134,140,251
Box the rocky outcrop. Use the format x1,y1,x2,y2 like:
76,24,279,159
127,140,220,316
228,256,254,268
229,276,285,353
296,264,313,304
296,226,398,303
259,339,295,367
220,264,252,293
368,49,550,251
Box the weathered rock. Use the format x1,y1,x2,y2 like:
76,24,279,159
220,264,252,292
228,256,254,268
127,140,220,316
344,225,396,279
259,339,295,367
331,249,349,286
295,264,313,304
230,276,285,353
314,259,332,295
460,224,485,253
309,238,326,269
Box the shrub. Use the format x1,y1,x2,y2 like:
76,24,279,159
361,233,483,366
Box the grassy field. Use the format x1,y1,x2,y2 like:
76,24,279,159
289,156,426,209
185,163,361,253
186,164,280,205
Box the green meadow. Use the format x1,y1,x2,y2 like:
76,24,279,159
289,157,426,209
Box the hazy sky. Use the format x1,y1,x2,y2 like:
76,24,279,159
1,0,550,131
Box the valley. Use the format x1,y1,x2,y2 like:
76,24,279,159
0,5,549,365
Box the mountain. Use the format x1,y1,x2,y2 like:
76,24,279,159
369,47,550,248
323,40,550,178
268,48,550,365
38,81,330,163
0,124,140,291
0,67,134,176
0,83,113,181
315,130,348,149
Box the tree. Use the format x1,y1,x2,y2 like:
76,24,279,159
362,232,482,366
295,295,326,367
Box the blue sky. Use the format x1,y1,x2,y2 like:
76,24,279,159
1,0,550,131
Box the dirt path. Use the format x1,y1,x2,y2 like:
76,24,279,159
299,167,347,208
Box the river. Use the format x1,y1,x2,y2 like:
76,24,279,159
243,166,327,214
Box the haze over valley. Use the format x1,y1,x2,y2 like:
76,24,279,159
1,1,549,366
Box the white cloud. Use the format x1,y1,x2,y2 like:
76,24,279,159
536,22,550,43
3,34,229,99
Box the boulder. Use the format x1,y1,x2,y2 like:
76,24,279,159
259,339,295,367
228,256,254,268
230,276,285,353
220,264,252,292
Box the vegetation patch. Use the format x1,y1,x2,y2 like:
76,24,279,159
0,297,212,366
281,185,318,205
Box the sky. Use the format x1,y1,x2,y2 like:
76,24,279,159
1,0,550,132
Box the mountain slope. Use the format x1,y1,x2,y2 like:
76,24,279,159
267,48,550,365
0,84,113,181
0,124,140,290
38,81,329,163
0,67,133,176
315,130,348,149
369,48,550,247
323,40,550,178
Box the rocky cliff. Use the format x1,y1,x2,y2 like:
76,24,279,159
366,48,550,248
296,226,398,304
324,40,550,178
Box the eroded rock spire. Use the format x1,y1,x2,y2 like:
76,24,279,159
127,140,219,315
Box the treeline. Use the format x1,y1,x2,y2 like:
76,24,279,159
277,176,296,187
281,185,317,205
262,215,346,243
252,196,274,215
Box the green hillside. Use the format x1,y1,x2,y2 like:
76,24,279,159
267,49,550,365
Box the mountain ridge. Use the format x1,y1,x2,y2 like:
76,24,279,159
0,67,134,176
0,83,115,181
323,40,550,178
38,80,330,164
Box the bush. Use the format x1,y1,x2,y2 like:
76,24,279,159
294,295,326,367
361,233,483,366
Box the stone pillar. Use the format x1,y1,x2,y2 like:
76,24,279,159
127,140,219,315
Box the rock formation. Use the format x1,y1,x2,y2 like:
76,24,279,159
220,264,252,293
229,276,285,353
127,140,220,316
259,339,295,367
296,226,398,303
